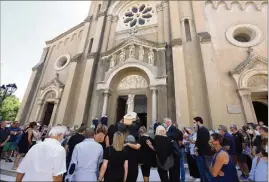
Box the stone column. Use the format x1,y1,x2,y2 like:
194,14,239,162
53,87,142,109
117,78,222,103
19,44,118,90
156,4,164,43
51,99,60,125
107,16,119,50
101,14,112,52
34,99,44,122
101,90,110,116
162,1,171,44
238,89,257,123
151,87,157,124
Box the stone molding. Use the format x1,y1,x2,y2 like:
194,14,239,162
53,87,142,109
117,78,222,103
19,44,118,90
106,14,113,21
156,3,163,12
205,0,267,12
97,10,107,18
197,32,211,43
45,22,85,45
171,38,183,46
87,52,97,59
32,62,44,71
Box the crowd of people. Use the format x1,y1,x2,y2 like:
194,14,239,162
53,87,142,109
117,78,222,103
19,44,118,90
0,117,268,182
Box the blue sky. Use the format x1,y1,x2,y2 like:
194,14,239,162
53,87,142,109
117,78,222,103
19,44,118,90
1,1,91,101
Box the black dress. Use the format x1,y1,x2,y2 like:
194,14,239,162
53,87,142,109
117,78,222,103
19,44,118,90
138,135,156,177
125,146,139,182
18,127,32,154
104,146,127,182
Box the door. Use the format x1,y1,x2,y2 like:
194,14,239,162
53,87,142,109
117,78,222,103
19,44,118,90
116,96,127,122
42,102,54,126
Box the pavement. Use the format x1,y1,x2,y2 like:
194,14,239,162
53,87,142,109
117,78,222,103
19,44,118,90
0,158,201,182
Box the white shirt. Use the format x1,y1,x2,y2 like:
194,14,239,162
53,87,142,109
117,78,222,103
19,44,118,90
17,138,66,181
65,138,103,182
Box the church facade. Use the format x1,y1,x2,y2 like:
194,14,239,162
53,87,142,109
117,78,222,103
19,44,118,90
16,1,268,129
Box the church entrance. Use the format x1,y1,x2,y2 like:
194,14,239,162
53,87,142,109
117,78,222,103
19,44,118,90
116,96,127,122
252,101,268,126
135,95,147,127
42,102,54,126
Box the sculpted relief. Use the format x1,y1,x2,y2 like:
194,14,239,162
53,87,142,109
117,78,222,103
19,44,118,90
118,75,148,90
247,75,268,88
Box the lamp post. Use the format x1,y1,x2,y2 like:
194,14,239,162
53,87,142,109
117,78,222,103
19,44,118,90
0,83,17,107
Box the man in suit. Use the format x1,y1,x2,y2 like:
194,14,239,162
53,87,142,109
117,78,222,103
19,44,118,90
164,118,180,182
193,116,213,182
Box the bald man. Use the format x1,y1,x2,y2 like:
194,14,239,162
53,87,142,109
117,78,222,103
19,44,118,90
65,128,103,182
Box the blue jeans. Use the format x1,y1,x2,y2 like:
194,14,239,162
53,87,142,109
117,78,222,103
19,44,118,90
179,149,185,182
196,155,213,182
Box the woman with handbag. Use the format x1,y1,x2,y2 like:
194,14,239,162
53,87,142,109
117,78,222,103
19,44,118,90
99,131,128,182
146,125,177,182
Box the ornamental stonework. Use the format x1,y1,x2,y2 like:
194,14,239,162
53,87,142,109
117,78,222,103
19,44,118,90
247,75,268,88
118,75,148,90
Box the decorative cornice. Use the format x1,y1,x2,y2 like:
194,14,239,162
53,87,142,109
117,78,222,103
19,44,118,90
84,15,93,22
70,53,82,63
197,32,211,43
40,76,64,90
101,36,166,58
205,0,267,12
45,22,84,45
32,62,44,71
171,38,183,46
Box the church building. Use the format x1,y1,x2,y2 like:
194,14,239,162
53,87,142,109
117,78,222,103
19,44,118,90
16,1,268,129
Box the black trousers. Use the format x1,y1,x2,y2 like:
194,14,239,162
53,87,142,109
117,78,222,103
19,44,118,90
157,156,180,182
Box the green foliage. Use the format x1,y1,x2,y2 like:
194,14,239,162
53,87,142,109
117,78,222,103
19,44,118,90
0,95,20,121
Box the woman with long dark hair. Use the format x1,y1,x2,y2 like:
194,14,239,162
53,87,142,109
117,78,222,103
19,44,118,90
98,131,128,182
209,133,238,182
13,122,37,170
105,124,117,147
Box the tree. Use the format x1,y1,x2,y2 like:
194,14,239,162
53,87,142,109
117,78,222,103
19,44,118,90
0,95,20,121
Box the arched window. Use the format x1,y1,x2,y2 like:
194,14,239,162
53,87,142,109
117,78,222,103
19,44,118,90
88,38,94,53
184,19,192,42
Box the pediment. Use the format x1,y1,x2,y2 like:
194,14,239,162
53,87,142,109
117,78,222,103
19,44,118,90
40,73,64,91
101,36,165,59
230,49,268,75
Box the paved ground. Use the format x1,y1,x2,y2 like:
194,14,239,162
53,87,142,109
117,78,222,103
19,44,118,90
0,158,201,182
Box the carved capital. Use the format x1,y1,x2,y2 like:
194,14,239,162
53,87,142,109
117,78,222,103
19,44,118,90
112,15,119,22
37,99,44,105
237,88,251,98
97,10,107,18
150,86,157,92
87,52,97,59
162,1,169,8
171,38,183,46
84,15,93,22
107,14,113,21
197,32,211,43
156,3,163,12
103,89,111,96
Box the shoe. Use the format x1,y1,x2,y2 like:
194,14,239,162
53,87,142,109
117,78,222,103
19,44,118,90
5,158,13,162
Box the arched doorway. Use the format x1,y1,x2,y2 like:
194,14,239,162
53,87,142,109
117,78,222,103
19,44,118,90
252,101,268,126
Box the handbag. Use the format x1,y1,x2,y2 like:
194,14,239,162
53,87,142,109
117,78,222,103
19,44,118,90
157,154,174,170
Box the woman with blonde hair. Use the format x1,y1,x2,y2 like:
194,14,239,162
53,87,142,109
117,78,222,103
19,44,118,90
99,131,128,182
146,125,176,182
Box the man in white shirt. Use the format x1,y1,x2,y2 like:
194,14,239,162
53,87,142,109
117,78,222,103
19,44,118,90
65,128,103,182
16,125,67,182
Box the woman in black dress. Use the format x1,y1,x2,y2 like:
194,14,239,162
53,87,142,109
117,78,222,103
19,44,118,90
13,121,37,170
138,126,156,182
99,131,128,182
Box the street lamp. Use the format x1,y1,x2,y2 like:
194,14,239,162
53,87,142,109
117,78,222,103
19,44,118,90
0,83,17,106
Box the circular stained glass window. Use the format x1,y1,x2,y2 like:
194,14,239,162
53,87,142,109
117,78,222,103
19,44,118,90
123,4,154,28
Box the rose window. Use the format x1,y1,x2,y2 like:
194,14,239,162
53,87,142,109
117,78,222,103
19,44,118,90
123,4,154,27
